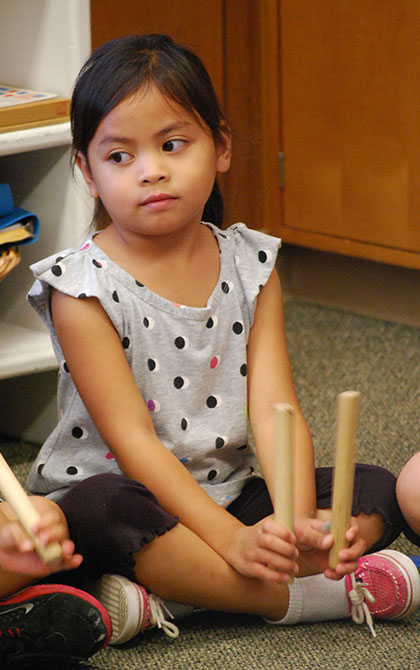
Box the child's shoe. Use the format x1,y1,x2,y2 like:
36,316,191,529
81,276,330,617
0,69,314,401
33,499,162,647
0,583,112,665
90,573,181,644
345,549,420,636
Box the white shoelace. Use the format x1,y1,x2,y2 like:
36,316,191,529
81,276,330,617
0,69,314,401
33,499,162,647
348,572,377,637
149,596,180,638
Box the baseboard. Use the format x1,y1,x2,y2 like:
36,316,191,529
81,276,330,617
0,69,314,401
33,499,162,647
277,244,420,328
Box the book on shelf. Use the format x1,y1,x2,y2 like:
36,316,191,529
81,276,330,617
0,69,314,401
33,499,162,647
0,85,70,133
0,184,40,249
0,220,38,246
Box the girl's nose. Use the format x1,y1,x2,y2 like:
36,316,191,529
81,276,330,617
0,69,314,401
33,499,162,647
138,154,168,185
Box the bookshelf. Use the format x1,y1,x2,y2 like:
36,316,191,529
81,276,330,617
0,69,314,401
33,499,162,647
0,1,92,383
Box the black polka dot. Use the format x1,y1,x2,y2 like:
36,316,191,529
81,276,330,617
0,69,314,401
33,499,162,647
181,418,188,431
240,363,247,376
78,292,87,298
232,322,243,335
135,280,144,287
175,337,186,349
174,376,184,389
148,359,157,371
63,361,70,373
236,444,247,451
206,317,214,328
51,265,62,277
206,396,217,408
55,256,64,263
122,337,130,349
258,250,268,263
71,426,83,439
215,437,225,449
92,259,102,268
221,281,230,294
207,470,217,481
143,317,150,328
66,466,78,476
37,464,44,475
112,290,119,303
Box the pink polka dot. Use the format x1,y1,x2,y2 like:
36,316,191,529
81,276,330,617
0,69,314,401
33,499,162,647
105,452,115,460
172,302,182,308
210,356,220,369
147,399,156,411
79,242,91,251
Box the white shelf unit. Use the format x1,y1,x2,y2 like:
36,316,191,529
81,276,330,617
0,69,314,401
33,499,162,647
0,1,92,383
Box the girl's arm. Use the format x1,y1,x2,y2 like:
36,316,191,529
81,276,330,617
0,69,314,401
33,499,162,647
247,270,364,575
247,269,316,520
51,289,297,582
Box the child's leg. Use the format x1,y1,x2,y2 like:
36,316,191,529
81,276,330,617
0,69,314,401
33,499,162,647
396,452,420,542
133,521,290,621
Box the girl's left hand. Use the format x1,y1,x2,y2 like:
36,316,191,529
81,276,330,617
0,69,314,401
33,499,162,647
294,513,366,580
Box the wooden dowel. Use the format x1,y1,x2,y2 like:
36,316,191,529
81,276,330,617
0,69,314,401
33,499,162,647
274,403,295,532
0,453,62,564
274,403,295,583
329,391,360,569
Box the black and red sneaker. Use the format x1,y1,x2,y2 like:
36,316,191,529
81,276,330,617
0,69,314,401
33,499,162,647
0,583,112,666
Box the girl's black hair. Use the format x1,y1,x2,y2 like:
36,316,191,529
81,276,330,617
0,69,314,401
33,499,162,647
71,34,229,229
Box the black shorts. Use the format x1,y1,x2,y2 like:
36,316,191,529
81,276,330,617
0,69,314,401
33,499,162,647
55,463,414,586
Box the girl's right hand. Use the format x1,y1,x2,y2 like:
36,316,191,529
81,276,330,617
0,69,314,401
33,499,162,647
0,513,83,577
227,516,299,582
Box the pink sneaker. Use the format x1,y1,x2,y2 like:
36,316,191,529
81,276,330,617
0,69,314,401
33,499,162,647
345,550,420,636
90,574,179,645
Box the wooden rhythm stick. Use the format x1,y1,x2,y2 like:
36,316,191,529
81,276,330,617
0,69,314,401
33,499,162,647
0,452,62,564
329,391,360,569
274,404,295,582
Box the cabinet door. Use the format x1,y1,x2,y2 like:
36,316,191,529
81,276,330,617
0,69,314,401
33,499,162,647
280,0,420,269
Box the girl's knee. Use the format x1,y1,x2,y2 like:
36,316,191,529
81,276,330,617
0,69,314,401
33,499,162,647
397,453,420,536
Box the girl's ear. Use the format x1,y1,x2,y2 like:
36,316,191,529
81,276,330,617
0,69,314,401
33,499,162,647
215,124,232,174
75,152,99,198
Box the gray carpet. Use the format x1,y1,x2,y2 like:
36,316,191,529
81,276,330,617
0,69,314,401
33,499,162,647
2,300,420,669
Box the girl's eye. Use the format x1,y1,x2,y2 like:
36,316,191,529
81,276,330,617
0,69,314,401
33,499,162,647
163,139,185,153
108,151,131,164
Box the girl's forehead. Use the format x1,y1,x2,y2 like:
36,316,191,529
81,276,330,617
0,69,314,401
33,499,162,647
115,84,197,127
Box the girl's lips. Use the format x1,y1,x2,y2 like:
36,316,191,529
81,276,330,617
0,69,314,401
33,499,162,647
141,193,177,208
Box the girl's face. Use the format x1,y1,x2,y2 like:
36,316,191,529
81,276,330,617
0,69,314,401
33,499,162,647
77,84,231,240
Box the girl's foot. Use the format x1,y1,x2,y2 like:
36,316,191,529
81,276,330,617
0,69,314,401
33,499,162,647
0,583,111,665
90,573,181,644
346,549,420,635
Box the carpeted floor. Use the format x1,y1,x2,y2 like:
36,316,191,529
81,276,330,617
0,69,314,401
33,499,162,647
2,300,420,669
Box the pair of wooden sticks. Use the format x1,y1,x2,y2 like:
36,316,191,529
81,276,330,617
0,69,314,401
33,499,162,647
274,390,360,573
0,390,359,569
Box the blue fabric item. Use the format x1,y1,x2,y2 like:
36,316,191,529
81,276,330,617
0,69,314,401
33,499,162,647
408,556,420,568
0,183,39,245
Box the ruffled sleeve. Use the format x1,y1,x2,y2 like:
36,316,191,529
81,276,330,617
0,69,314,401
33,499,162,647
224,223,281,323
27,239,124,337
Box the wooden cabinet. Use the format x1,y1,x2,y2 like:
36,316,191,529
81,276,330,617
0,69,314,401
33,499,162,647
279,0,420,270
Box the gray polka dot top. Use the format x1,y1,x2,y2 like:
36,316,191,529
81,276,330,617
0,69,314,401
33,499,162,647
26,223,281,506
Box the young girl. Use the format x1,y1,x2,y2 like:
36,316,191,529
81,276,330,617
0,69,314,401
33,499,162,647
1,34,419,662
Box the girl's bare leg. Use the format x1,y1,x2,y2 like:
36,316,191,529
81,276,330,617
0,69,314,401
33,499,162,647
132,511,385,620
133,523,290,621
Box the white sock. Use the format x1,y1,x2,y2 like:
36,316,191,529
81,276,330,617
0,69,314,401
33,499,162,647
266,574,349,625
